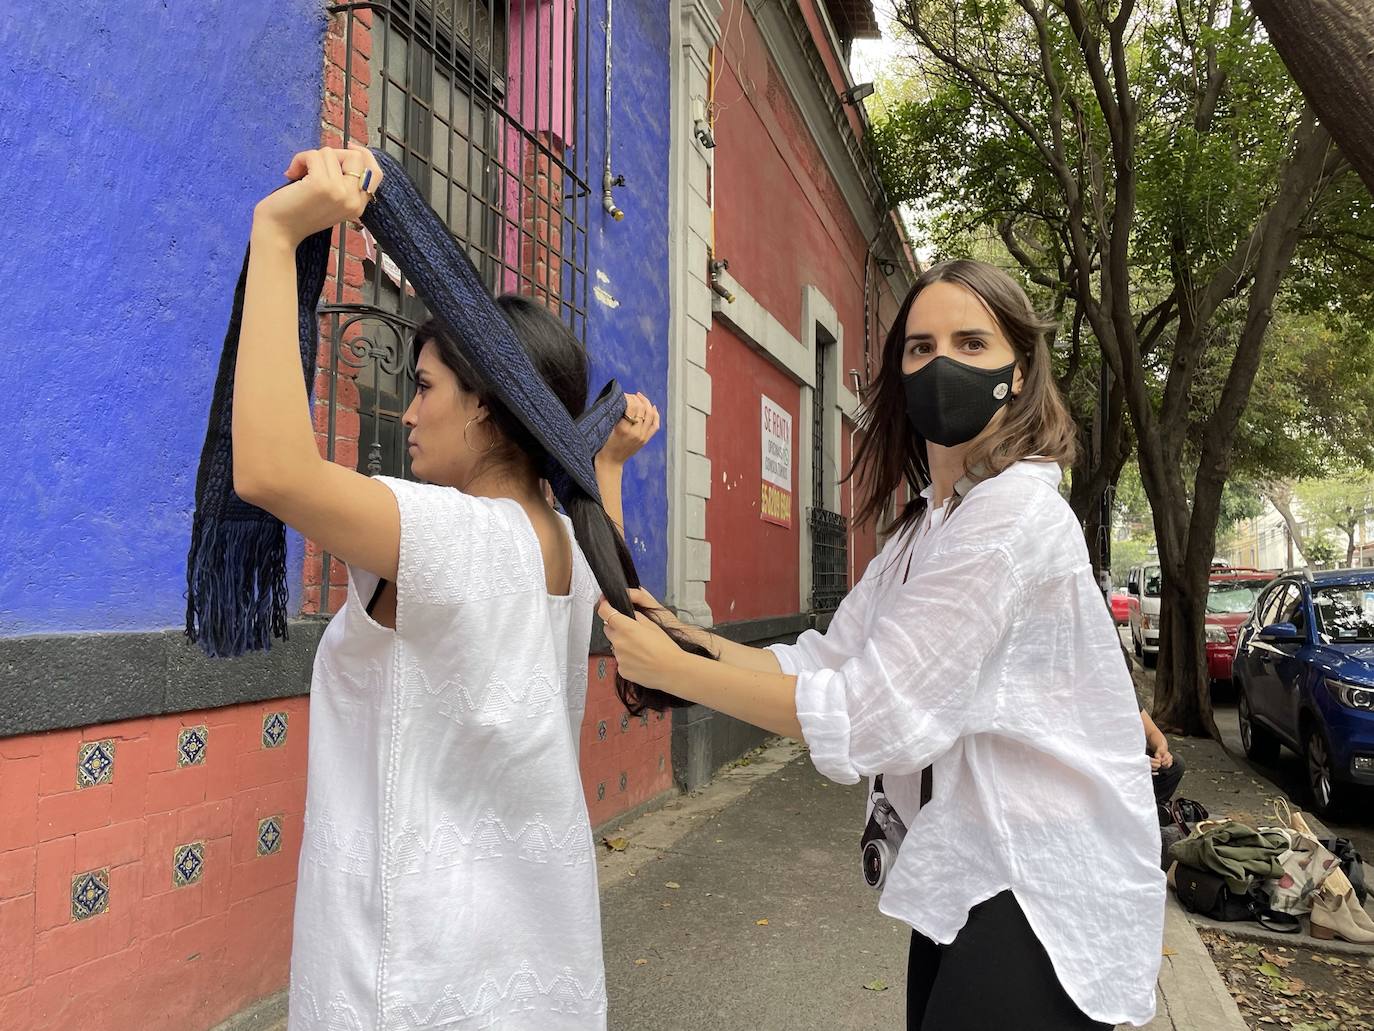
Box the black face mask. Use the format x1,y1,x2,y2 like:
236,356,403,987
903,356,1016,447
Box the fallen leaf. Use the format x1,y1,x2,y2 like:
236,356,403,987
1162,946,1177,957
603,836,629,852
665,882,680,890
1262,950,1295,968
755,919,769,926
1259,962,1285,978
863,980,888,992
634,959,648,967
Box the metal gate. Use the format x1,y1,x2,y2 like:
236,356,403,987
312,0,592,613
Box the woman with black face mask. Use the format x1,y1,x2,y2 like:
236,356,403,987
598,260,1165,1030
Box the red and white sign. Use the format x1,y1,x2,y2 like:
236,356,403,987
760,395,793,528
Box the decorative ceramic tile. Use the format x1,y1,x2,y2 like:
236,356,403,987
639,713,650,727
618,772,628,792
596,720,607,741
619,714,630,733
76,740,115,788
262,712,289,749
658,755,666,772
173,842,204,888
71,869,109,921
178,726,208,767
597,657,607,680
257,816,283,856
596,782,605,801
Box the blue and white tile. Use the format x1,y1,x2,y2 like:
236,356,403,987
173,842,204,888
71,869,109,921
262,712,289,749
178,726,208,767
76,740,115,788
258,816,283,856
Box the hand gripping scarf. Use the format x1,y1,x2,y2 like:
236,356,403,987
186,148,626,657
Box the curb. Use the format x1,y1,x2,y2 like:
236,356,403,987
1140,894,1250,1031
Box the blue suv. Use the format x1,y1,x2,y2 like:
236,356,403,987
1234,568,1374,817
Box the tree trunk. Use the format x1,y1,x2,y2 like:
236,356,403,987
1155,567,1218,738
1252,0,1374,196
1264,482,1307,563
1147,113,1335,736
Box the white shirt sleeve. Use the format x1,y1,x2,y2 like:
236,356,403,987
795,538,1024,784
766,574,872,675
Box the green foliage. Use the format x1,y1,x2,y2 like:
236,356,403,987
1111,535,1153,586
1303,536,1338,568
870,0,1374,509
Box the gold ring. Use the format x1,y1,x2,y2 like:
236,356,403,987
343,171,363,181
624,415,641,425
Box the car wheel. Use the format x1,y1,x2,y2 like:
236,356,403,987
1133,631,1142,658
1143,649,1157,669
1303,722,1345,818
1237,684,1279,764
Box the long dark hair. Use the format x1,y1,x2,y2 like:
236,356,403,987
849,260,1078,537
413,296,711,714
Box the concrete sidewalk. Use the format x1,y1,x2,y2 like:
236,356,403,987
598,740,1244,1031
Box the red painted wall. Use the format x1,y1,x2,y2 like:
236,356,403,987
711,2,870,382
705,324,803,622
704,0,896,621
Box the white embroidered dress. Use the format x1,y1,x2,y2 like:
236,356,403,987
288,477,606,1031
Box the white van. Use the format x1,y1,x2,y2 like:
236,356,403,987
1127,563,1162,667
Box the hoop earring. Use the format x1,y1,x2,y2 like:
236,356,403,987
464,417,497,456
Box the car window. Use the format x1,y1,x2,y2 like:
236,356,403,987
1312,585,1374,644
1258,583,1293,628
1144,566,1162,597
1206,579,1269,615
1277,587,1307,634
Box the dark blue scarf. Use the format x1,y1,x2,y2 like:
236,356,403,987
186,148,624,657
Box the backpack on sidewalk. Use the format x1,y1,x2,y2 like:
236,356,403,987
1171,863,1259,922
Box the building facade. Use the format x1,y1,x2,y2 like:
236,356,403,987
0,1,911,1026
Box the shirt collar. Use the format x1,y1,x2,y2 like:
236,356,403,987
919,459,1063,502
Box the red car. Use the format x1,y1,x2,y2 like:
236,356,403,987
1206,568,1278,683
1110,590,1131,625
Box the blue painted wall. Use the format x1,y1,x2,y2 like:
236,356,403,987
0,1,327,635
580,0,672,598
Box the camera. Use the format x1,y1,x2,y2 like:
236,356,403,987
693,118,716,149
859,776,908,890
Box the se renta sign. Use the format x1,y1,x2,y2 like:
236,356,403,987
760,395,793,528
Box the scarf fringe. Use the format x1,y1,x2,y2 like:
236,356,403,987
184,510,290,658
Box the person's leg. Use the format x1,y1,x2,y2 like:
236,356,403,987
919,891,1113,1031
1153,753,1186,804
906,927,942,1030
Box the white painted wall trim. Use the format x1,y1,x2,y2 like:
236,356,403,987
667,0,723,627
710,269,812,387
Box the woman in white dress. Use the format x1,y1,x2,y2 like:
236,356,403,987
599,260,1166,1029
234,144,678,1029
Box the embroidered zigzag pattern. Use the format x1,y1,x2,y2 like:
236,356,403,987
304,808,593,877
401,664,564,726
290,964,606,1030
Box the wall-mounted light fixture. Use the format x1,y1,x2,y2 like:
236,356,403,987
841,82,875,105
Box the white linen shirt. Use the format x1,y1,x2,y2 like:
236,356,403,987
770,460,1164,1027
288,477,606,1031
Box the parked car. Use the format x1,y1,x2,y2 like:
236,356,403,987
1233,568,1374,817
1205,568,1278,685
1127,563,1162,667
1110,590,1131,625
